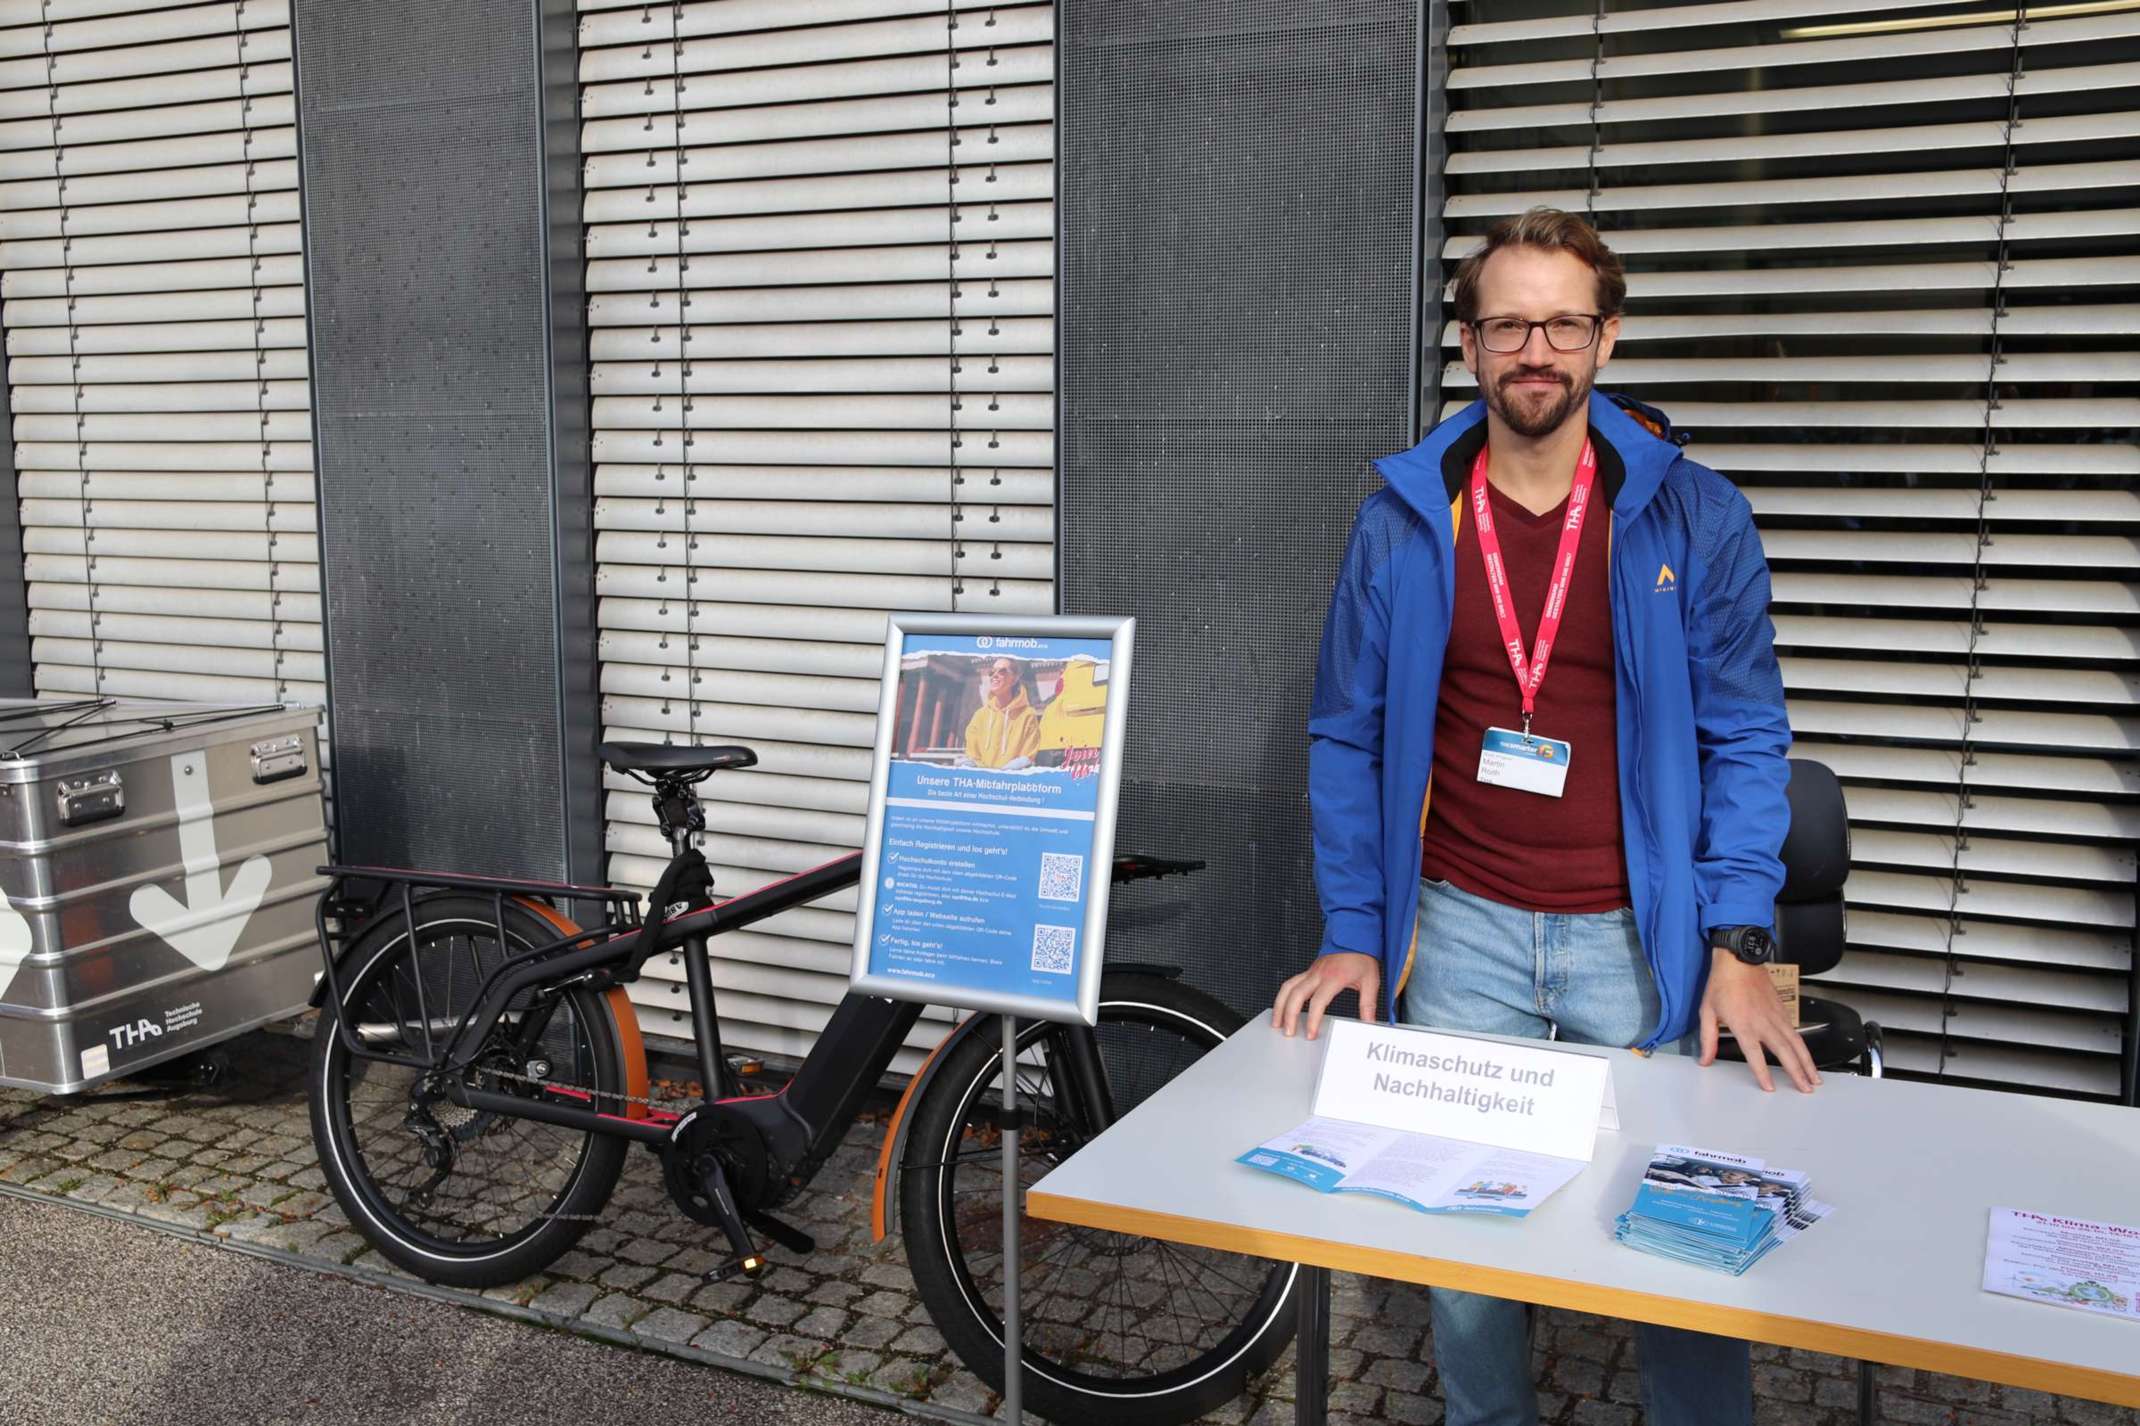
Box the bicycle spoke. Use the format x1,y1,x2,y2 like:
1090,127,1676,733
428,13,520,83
1157,1239,1264,1297
923,1015,1293,1387
1153,1235,1197,1360
333,923,608,1247
1161,1242,1249,1338
905,1145,1013,1173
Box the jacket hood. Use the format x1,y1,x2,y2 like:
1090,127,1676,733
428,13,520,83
1370,390,1684,526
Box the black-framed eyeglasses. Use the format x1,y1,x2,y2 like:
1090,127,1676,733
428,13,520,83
1470,314,1605,354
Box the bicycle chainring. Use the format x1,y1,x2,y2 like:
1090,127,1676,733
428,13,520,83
661,1105,774,1225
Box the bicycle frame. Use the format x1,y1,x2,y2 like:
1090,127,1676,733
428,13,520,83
307,757,1293,1421
315,853,886,1144
315,848,1199,1192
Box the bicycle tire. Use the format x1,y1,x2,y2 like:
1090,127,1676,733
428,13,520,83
900,972,1297,1425
308,894,630,1290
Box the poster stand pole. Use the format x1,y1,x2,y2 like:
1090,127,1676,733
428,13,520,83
1002,1012,1023,1423
848,614,1137,1421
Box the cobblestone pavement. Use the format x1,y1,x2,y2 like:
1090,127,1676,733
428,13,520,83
0,1193,905,1426
0,1027,2130,1426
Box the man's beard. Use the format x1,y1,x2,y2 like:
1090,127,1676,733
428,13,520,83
1487,363,1594,439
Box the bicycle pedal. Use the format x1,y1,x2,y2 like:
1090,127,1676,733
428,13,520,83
746,1211,814,1255
705,1253,768,1285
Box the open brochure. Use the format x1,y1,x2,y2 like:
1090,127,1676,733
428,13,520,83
1982,1207,2140,1322
1236,1114,1587,1218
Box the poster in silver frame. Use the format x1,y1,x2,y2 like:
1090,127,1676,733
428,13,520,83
848,613,1135,1027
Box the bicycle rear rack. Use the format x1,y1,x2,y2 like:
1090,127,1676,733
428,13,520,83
314,864,645,1072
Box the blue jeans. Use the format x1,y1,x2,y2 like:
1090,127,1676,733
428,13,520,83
1399,876,1752,1426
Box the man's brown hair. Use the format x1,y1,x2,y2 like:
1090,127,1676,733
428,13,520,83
1450,206,1627,324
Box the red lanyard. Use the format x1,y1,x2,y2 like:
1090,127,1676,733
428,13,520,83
1469,439,1597,736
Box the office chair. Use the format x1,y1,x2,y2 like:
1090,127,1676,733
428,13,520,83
1721,756,1883,1079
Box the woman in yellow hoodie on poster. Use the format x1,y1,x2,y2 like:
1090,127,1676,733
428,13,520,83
962,658,1042,769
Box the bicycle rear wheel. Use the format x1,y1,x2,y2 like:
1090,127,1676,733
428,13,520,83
900,972,1297,1425
308,894,630,1289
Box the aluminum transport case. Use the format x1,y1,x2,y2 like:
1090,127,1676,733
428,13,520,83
0,699,329,1092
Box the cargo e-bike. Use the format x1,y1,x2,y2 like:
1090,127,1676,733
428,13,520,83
307,741,1297,1424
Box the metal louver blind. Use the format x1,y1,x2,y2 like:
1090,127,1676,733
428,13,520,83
576,0,1054,1071
1440,3,2139,1098
1,0,323,725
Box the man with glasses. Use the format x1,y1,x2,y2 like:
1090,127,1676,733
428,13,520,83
1273,207,1811,1426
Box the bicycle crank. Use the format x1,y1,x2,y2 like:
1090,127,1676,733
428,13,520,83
661,1106,771,1281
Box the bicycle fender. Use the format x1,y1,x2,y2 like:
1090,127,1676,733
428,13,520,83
867,964,1186,1241
869,1007,987,1244
516,897,653,1118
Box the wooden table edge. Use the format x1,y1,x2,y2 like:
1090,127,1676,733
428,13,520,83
1025,1190,2140,1410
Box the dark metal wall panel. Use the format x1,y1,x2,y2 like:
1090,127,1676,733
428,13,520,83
538,0,601,887
0,354,27,697
1061,1,1425,1018
295,0,595,879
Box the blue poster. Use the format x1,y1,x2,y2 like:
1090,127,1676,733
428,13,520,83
866,631,1115,1007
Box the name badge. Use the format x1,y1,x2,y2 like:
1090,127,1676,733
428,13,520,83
1477,726,1570,798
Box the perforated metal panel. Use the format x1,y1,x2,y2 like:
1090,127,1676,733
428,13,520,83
1060,0,1424,1019
0,358,25,698
296,0,597,879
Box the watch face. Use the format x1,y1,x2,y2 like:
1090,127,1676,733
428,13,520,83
1716,927,1774,963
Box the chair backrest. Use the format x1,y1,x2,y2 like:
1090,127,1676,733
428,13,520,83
1776,758,1850,976
1779,758,1849,900
1778,898,1846,977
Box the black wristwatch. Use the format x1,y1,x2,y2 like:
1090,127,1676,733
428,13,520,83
1710,925,1777,966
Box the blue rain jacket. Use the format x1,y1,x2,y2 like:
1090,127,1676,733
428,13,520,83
1307,391,1792,1049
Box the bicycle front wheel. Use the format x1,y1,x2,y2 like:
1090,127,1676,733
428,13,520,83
309,893,630,1290
900,972,1297,1426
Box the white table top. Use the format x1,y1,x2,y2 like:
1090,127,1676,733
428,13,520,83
1027,1019,2140,1406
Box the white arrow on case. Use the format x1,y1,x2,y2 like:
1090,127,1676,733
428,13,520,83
129,752,272,971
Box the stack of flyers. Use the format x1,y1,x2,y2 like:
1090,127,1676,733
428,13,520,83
1612,1144,1833,1276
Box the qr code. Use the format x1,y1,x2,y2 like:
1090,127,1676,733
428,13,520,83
1037,852,1084,903
1030,924,1076,975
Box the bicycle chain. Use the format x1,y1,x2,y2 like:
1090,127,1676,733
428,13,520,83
470,1063,700,1118
406,1066,695,1226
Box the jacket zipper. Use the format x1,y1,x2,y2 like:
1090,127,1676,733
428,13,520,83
1394,492,1467,1018
1615,513,1670,1049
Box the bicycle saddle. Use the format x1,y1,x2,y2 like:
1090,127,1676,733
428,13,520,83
598,741,757,777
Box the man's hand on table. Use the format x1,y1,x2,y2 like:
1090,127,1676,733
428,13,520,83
1698,949,1822,1094
1273,951,1380,1041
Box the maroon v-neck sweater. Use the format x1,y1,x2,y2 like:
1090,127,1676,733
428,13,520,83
1418,477,1630,913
